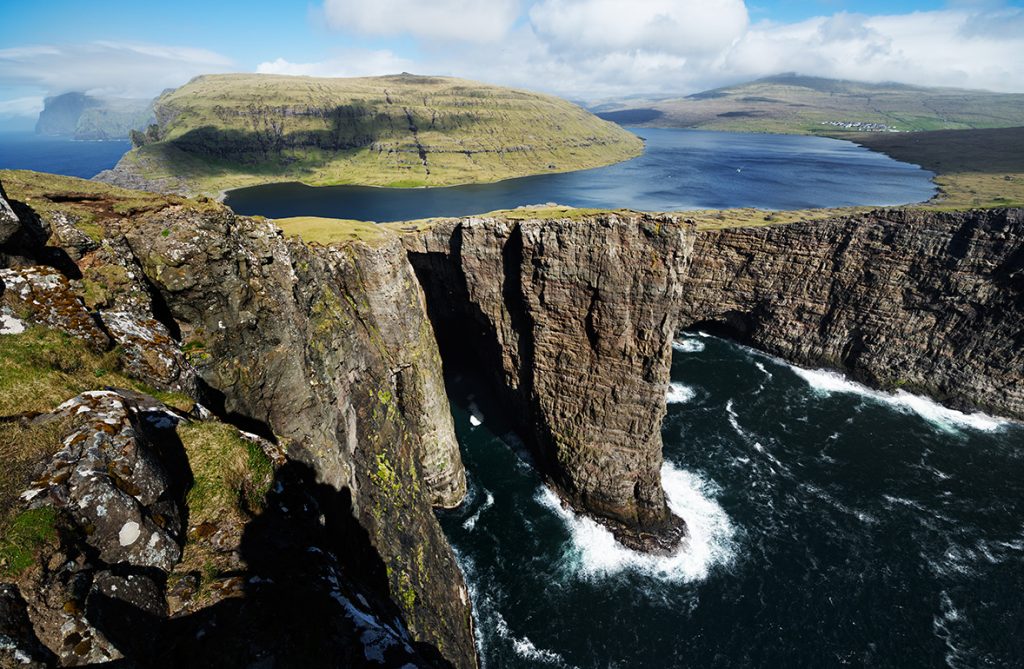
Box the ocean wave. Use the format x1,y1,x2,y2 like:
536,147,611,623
788,366,1009,433
536,463,737,582
672,338,705,353
667,382,696,404
463,490,495,531
493,611,575,668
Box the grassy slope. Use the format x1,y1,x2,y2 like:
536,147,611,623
104,73,643,195
848,127,1024,208
599,75,1024,135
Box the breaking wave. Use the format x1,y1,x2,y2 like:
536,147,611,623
667,382,696,404
672,338,706,353
789,366,1009,432
537,463,736,582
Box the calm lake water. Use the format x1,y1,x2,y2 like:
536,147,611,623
0,132,130,179
224,128,936,221
439,335,1024,668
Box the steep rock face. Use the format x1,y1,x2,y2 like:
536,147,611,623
402,214,694,551
0,175,474,667
681,208,1024,419
116,207,473,663
5,389,452,668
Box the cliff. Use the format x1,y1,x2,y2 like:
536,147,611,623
35,92,154,141
679,208,1024,420
399,212,694,552
95,73,643,195
2,168,1022,666
0,171,475,667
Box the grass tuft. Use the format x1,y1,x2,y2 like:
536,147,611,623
0,507,59,578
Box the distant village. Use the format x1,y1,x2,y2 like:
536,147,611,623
820,120,902,132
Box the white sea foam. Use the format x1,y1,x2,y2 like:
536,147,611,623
468,401,484,427
672,338,705,353
537,463,736,582
667,382,696,404
493,611,574,667
463,490,495,531
789,366,1009,433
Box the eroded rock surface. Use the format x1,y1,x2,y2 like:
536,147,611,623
5,389,453,668
681,208,1024,419
403,213,694,551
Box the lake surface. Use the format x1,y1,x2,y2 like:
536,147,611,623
439,335,1023,668
0,132,130,179
225,128,936,221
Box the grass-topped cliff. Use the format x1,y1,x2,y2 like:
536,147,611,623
96,73,643,196
596,74,1024,135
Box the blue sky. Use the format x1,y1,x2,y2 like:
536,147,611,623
2,0,1023,126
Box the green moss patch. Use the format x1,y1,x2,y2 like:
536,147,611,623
0,507,59,577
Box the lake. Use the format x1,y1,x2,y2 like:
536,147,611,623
224,128,936,221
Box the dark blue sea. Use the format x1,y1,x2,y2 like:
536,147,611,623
440,335,1024,668
0,132,130,179
224,128,936,220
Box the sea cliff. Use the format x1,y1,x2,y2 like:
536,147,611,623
1,169,1021,666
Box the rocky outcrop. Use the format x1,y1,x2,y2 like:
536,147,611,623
4,389,453,667
0,177,475,667
116,211,473,664
0,182,19,245
679,208,1024,419
402,213,694,551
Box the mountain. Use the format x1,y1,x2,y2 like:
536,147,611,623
595,74,1024,135
96,73,643,196
35,92,154,140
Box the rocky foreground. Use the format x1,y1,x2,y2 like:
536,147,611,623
0,171,1020,667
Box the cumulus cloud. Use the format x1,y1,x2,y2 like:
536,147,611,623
257,49,415,78
529,0,749,57
309,0,1024,97
322,0,520,42
0,41,233,106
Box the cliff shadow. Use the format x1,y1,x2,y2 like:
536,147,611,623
406,227,546,472
83,460,450,668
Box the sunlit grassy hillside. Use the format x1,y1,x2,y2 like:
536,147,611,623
98,73,643,195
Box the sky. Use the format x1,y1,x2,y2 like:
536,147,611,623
2,0,1023,127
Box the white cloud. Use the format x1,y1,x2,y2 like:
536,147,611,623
529,0,749,57
257,49,415,78
724,9,1024,92
0,42,233,101
0,95,43,119
322,0,520,42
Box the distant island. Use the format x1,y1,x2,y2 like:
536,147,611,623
35,92,153,141
595,74,1024,135
95,73,643,196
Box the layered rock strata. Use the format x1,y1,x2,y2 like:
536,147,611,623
0,179,475,668
402,214,695,551
680,208,1024,420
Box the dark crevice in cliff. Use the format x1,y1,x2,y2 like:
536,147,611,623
139,272,182,341
194,379,278,443
683,312,755,341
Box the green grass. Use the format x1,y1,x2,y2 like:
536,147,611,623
0,168,221,244
0,327,191,416
849,126,1024,208
99,73,643,196
274,216,396,246
0,507,58,577
179,421,273,525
